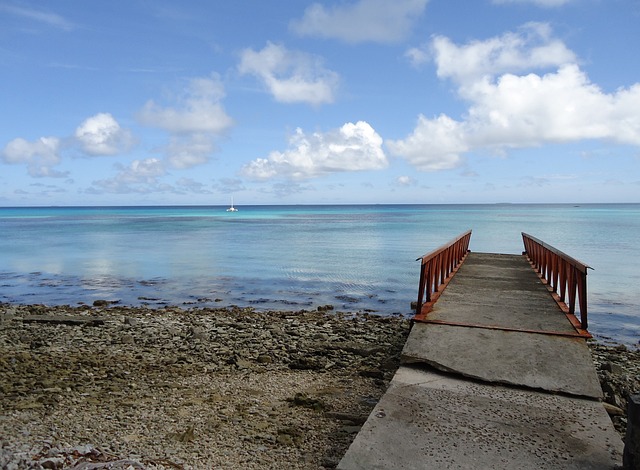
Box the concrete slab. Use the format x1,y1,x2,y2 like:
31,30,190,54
402,322,602,398
338,366,623,470
429,252,575,332
407,252,601,397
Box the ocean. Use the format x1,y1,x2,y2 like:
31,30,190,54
1,204,638,345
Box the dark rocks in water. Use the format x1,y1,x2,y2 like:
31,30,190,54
93,299,120,307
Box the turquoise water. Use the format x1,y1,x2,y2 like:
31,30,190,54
1,204,638,345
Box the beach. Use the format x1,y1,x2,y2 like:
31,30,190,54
1,303,639,469
0,304,411,469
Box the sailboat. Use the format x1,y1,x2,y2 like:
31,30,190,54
226,197,238,212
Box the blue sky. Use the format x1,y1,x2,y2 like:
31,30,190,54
1,0,639,206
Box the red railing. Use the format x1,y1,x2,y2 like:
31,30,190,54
415,230,472,319
522,233,592,331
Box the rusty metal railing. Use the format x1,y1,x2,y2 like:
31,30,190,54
414,230,472,320
522,233,592,332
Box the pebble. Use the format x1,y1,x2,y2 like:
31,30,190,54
0,303,411,469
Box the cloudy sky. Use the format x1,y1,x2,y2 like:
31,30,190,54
1,0,639,206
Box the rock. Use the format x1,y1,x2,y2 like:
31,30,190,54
235,358,253,369
289,356,325,370
603,402,625,416
256,354,272,364
359,369,385,379
603,361,625,375
0,304,411,469
22,315,105,326
41,457,64,469
188,326,208,341
339,425,362,435
276,433,294,446
288,392,326,411
174,426,196,443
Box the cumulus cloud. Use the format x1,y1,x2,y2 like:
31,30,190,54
164,134,217,169
405,45,431,67
390,24,640,171
175,177,213,194
290,0,428,44
138,75,232,134
216,177,246,194
238,42,339,105
138,73,233,168
431,22,576,85
90,158,166,193
387,115,467,171
396,176,417,186
405,23,575,73
1,136,68,177
241,121,387,180
75,113,134,156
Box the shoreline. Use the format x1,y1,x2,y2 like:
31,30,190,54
1,304,411,469
1,303,638,469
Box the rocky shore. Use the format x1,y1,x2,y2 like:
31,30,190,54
1,303,638,469
0,304,411,469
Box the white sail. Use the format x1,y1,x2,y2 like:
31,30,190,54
226,197,238,212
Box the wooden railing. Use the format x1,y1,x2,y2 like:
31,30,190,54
522,233,592,331
415,230,472,319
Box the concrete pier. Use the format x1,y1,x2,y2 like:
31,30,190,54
338,252,623,469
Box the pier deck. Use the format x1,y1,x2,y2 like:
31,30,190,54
338,252,623,469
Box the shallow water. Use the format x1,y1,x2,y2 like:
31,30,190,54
1,204,638,345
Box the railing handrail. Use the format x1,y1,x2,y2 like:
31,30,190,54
521,233,591,273
522,232,592,331
415,230,472,317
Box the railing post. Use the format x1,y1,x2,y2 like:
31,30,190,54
521,232,592,334
579,272,588,330
415,230,472,318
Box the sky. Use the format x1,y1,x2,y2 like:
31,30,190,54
1,0,639,206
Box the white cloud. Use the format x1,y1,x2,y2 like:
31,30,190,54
405,45,431,67
386,115,467,171
118,158,165,183
137,73,233,169
396,176,417,186
175,177,213,194
492,0,572,7
138,74,233,134
242,121,387,180
431,22,576,86
217,178,246,193
464,65,640,147
392,25,640,171
75,113,134,156
1,136,68,177
165,134,216,169
90,158,166,193
239,42,339,106
290,0,429,44
1,4,75,31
